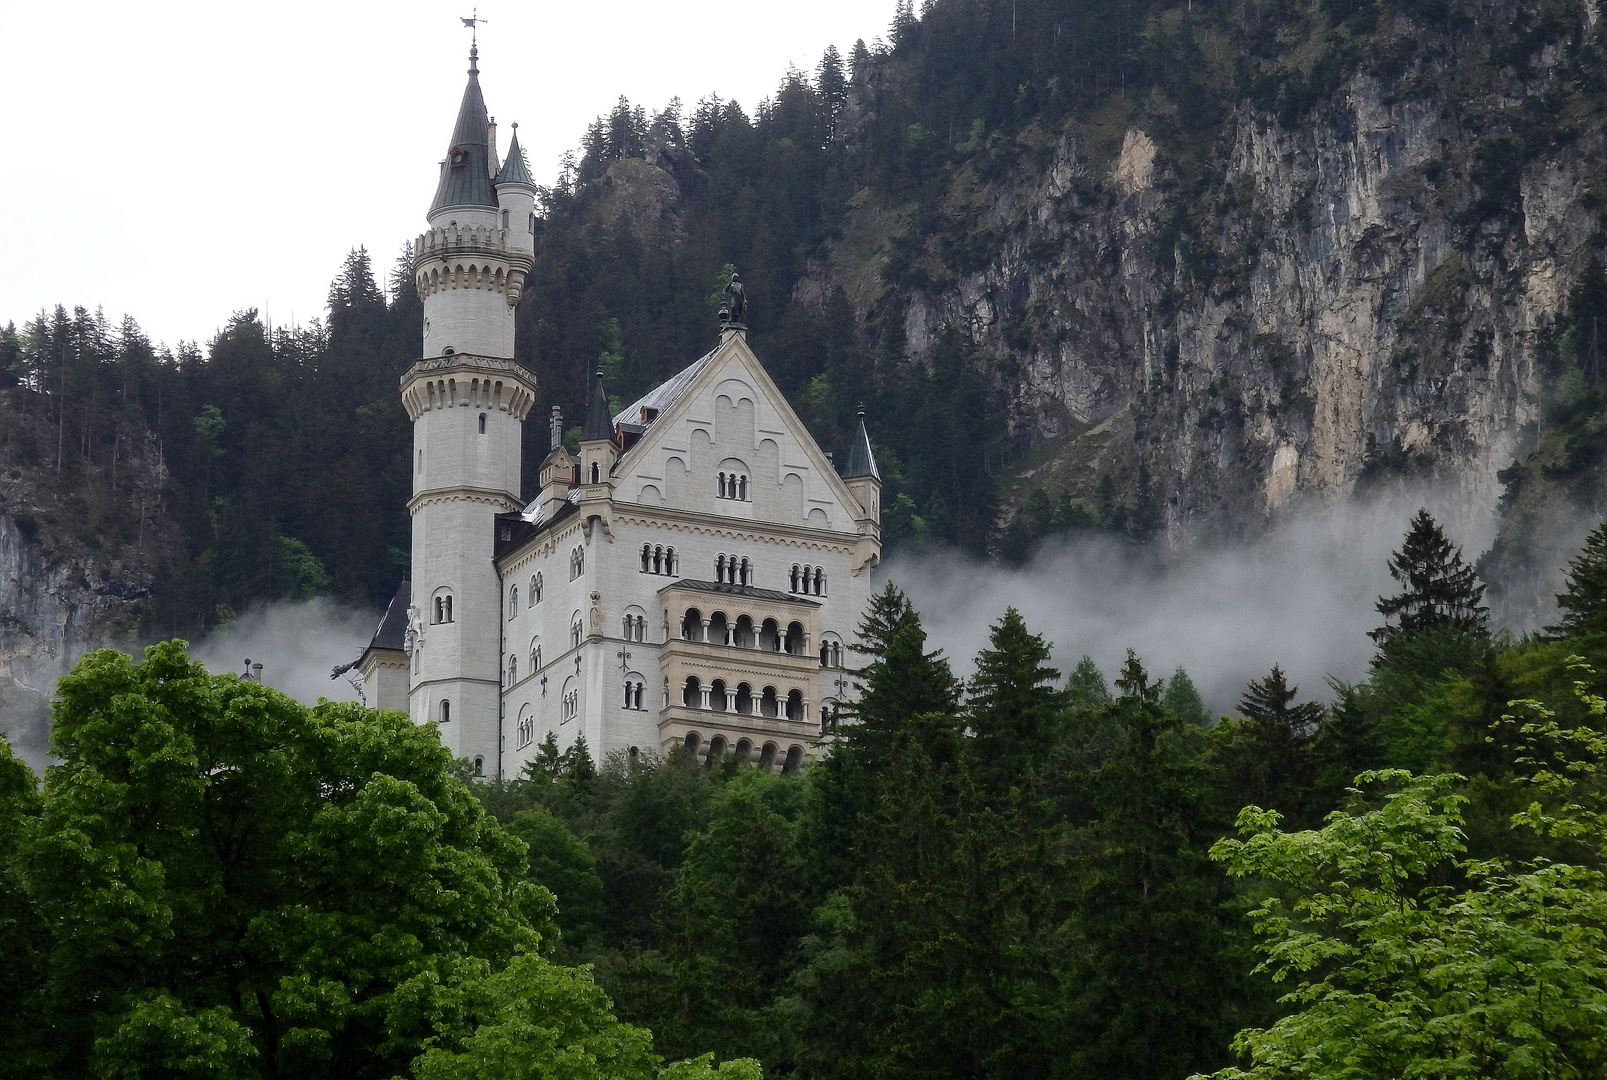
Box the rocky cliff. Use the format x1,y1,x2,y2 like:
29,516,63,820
827,1,1606,561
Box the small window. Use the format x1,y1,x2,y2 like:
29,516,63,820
478,412,487,434
532,573,543,605
502,209,510,228
440,699,451,723
509,586,518,613
590,461,601,484
473,755,484,776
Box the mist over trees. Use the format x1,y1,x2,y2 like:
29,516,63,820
4,509,1607,1077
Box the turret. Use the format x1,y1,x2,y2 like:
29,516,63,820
841,408,881,540
537,405,574,520
495,123,537,266
414,44,533,359
577,370,619,489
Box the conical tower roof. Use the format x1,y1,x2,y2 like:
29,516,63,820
582,370,613,441
430,47,497,213
495,124,535,187
842,408,879,479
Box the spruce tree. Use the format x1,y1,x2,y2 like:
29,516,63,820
966,607,1066,797
1213,665,1323,827
1238,665,1324,735
1553,518,1607,637
1066,655,1110,709
1162,666,1209,726
1371,509,1489,646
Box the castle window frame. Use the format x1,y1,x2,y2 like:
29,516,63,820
439,699,451,724
531,573,543,605
530,635,542,673
716,469,751,501
478,412,487,434
570,546,584,580
508,586,518,614
516,705,534,750
507,653,518,685
432,588,454,624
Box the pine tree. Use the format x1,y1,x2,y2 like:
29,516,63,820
1371,509,1488,646
816,45,848,143
1238,665,1324,735
1162,666,1209,726
1553,519,1607,637
967,607,1065,797
1066,655,1110,708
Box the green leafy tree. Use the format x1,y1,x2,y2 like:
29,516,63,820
1371,509,1489,647
21,641,553,1080
0,738,45,1079
508,806,606,949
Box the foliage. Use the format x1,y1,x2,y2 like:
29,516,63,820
1553,517,1607,637
1372,508,1489,647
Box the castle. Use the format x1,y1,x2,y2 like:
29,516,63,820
357,46,882,778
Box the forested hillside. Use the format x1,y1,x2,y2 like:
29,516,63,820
7,0,1607,633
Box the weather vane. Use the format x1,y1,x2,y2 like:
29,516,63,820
460,8,487,45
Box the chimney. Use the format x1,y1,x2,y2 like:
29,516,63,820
252,662,264,684
550,405,562,450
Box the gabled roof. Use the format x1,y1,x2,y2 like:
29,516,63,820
430,48,497,213
612,347,717,433
494,125,534,187
842,410,880,480
363,579,411,657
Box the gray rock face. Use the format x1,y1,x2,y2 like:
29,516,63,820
829,22,1603,550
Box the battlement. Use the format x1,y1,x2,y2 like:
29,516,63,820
414,226,535,307
401,355,537,422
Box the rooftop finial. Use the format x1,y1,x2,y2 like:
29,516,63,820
460,8,487,72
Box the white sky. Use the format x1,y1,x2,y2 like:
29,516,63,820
0,0,896,348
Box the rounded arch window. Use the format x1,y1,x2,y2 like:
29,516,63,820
478,412,487,434
531,573,543,605
431,587,455,624
439,699,451,723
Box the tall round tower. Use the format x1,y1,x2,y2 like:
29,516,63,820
401,44,538,768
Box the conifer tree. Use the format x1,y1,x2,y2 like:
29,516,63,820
1371,509,1488,646
1213,665,1323,827
1238,665,1324,735
967,607,1065,796
1066,655,1110,709
1162,665,1209,726
1553,518,1607,637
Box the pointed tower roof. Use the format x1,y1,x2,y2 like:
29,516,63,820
361,579,412,662
495,123,535,187
582,369,613,441
430,46,498,213
842,408,880,479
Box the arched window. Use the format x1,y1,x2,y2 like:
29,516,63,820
507,654,518,684
590,461,600,484
509,586,518,613
432,589,455,624
666,547,677,575
718,472,728,499
790,564,800,592
760,686,779,717
739,557,751,585
571,617,583,649
786,689,804,722
473,755,484,776
439,699,451,723
478,412,487,434
781,745,804,775
530,637,542,672
683,676,702,708
641,544,651,572
715,554,727,582
530,574,540,606
814,567,826,595
738,475,748,500
516,707,534,750
711,679,729,712
570,546,584,579
682,608,703,641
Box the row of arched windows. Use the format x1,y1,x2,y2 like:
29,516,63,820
684,732,805,774
640,545,678,575
715,554,751,585
681,677,807,720
680,608,808,654
717,471,750,500
790,564,827,596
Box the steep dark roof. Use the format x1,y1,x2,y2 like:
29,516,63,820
660,579,821,606
430,48,497,213
842,410,880,480
494,125,534,187
582,369,612,441
366,579,411,653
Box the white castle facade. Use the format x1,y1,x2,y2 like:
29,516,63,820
358,47,882,777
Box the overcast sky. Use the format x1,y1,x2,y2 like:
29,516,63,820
0,0,897,348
